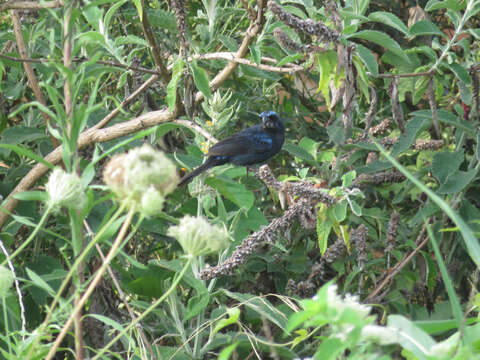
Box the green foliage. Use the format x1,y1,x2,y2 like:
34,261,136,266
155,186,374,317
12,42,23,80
0,0,480,359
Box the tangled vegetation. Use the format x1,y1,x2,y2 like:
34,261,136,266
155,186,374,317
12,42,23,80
0,0,480,359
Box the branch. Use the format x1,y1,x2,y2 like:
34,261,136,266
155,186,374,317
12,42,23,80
93,74,159,129
0,0,63,10
172,120,218,143
191,52,304,73
11,10,59,147
1,52,303,75
195,0,266,103
139,0,170,84
365,225,428,302
0,108,177,230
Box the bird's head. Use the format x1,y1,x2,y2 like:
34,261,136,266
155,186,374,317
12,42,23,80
260,111,282,130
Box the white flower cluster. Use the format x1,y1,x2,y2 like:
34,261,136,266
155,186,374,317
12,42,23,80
167,215,229,257
103,144,179,216
46,167,85,211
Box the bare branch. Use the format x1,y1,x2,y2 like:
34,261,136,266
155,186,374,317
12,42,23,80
11,10,59,147
0,0,63,10
194,0,267,103
139,0,170,84
427,75,441,139
173,119,218,143
0,108,177,230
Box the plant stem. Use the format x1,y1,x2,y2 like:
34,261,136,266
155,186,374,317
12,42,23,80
45,206,136,360
91,258,193,360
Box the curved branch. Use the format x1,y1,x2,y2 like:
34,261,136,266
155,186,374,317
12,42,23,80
194,0,266,103
0,0,63,10
0,108,177,229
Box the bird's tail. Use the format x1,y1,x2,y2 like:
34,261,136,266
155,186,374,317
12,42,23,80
178,157,219,187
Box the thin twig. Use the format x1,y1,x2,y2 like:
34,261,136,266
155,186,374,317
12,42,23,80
93,74,159,130
1,53,303,74
365,225,428,302
10,10,59,147
173,119,218,143
0,107,177,230
92,242,154,359
428,75,441,139
194,0,266,103
139,0,170,84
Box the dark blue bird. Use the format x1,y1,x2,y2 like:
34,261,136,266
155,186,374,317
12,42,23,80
178,111,285,186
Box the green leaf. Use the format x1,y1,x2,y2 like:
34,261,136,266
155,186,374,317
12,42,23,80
299,137,318,160
283,143,315,162
432,151,463,184
445,62,472,85
185,292,211,320
391,116,427,157
316,50,338,107
317,205,334,254
409,20,446,37
388,315,435,360
348,200,362,216
277,54,303,67
26,268,55,296
206,178,254,209
356,44,378,77
368,11,408,35
190,61,212,99
249,43,261,65
212,308,241,335
342,170,357,187
0,144,55,169
333,201,347,222
1,126,47,144
438,169,477,194
218,342,240,360
166,58,184,111
348,30,410,64
425,0,463,11
13,191,47,202
314,337,344,360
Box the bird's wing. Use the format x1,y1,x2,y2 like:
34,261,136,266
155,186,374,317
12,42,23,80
208,126,273,156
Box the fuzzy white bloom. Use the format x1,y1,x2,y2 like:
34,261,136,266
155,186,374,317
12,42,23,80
167,216,229,257
361,324,399,345
46,167,85,211
140,186,165,217
103,144,178,216
0,266,14,298
327,284,371,320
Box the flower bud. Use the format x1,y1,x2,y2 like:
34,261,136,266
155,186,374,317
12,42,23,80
167,216,229,257
46,168,85,211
